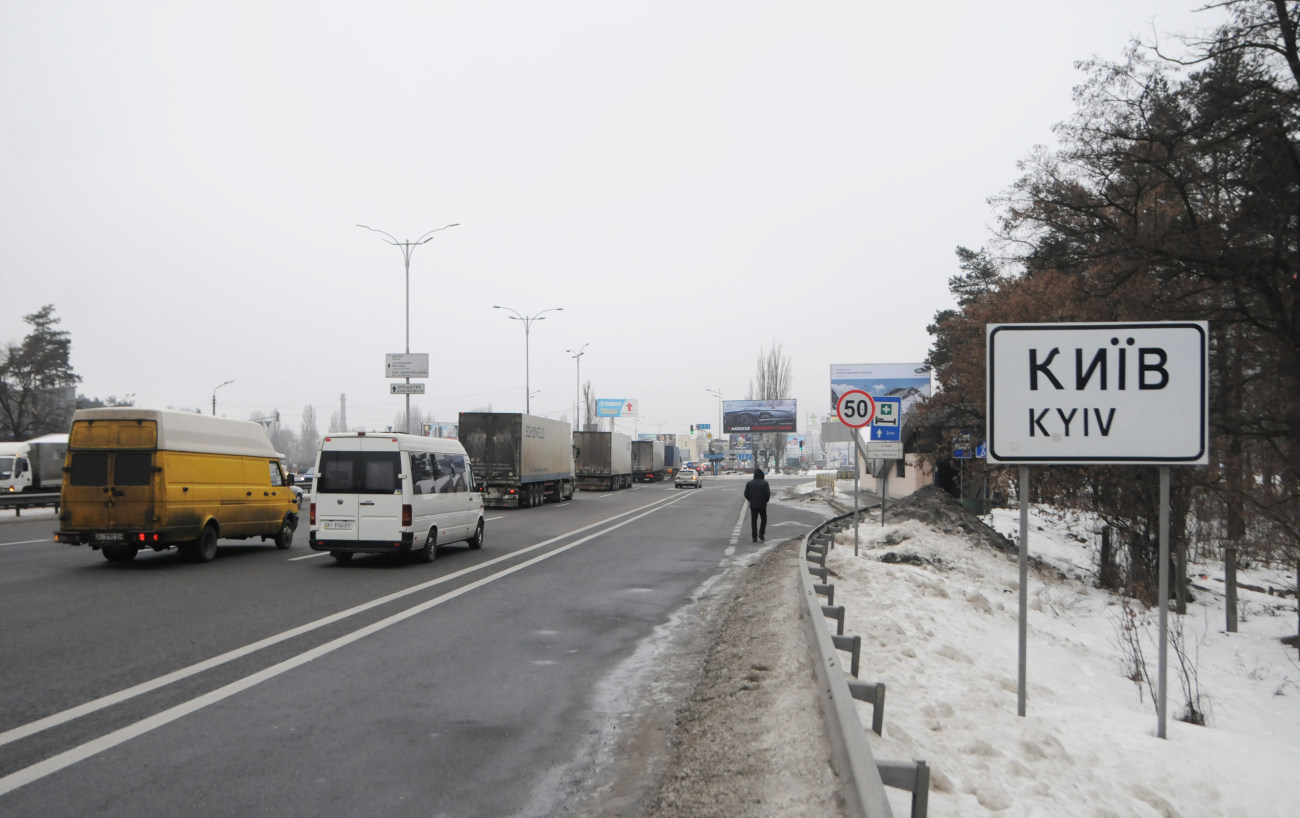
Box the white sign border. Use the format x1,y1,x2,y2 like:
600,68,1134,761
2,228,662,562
986,321,1209,466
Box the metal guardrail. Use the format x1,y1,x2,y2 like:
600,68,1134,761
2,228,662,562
801,510,931,818
0,492,60,515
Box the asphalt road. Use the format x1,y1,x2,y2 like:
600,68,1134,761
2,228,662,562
0,474,826,817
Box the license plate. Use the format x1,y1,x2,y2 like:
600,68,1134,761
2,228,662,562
94,532,124,542
322,520,354,531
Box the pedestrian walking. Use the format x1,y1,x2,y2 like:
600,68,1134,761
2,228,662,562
743,468,770,542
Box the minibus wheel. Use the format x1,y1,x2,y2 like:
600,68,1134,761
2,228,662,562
468,520,484,550
187,526,218,563
273,517,294,550
102,545,138,563
418,530,437,563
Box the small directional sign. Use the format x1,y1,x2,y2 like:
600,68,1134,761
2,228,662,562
869,397,901,441
390,383,425,395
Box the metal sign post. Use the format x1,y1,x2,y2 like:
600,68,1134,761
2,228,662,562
837,390,875,557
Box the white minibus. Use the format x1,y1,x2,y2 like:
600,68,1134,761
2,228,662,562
308,432,484,564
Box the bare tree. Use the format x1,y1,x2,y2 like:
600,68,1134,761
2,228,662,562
297,405,320,469
747,341,793,471
582,380,596,430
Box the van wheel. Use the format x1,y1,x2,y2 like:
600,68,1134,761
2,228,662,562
102,545,138,562
418,531,437,563
467,520,484,550
188,526,218,563
273,518,294,550
330,551,353,564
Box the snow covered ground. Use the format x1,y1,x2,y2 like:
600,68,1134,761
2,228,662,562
799,481,1300,817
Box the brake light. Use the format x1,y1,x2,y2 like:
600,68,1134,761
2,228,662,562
402,504,412,527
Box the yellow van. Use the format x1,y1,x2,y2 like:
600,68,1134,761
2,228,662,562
54,408,299,563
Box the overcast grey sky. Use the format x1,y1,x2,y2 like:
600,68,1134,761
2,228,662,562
0,1,1220,438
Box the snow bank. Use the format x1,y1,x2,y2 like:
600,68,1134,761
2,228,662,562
819,496,1299,817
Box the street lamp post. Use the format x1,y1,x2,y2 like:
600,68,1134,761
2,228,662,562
566,344,588,430
357,222,459,433
705,388,723,475
494,306,563,414
212,379,234,416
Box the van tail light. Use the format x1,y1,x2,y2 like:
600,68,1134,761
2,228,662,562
402,504,412,527
310,502,316,525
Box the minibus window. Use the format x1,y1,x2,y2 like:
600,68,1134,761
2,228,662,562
268,461,285,486
113,452,153,486
410,452,435,495
318,451,401,494
69,453,109,486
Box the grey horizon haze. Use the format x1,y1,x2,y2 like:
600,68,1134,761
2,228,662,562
0,1,1219,437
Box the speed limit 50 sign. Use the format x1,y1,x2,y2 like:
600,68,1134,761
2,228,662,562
836,389,875,428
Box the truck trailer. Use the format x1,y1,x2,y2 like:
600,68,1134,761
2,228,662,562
663,444,678,478
0,434,69,492
631,439,665,482
459,412,575,508
573,431,632,491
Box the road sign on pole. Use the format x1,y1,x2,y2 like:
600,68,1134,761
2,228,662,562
836,389,875,428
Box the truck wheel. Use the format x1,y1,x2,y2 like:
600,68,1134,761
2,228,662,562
418,530,437,563
102,545,138,563
467,519,484,550
330,551,353,564
273,518,294,550
188,526,218,563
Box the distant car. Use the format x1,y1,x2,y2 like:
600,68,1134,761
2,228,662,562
674,469,702,489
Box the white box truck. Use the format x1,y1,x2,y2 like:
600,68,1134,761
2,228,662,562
0,434,69,493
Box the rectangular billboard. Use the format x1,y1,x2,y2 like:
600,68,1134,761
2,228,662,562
830,363,931,419
722,399,797,433
986,322,1208,464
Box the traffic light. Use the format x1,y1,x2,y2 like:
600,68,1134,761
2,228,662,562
690,424,694,433
799,440,804,450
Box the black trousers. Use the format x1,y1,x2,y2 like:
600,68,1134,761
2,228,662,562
749,504,767,541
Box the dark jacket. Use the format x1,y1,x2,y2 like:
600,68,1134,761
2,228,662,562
743,470,770,507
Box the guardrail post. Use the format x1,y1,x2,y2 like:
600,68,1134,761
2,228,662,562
847,680,886,735
877,759,929,818
831,633,860,677
807,565,828,583
822,604,845,636
813,582,834,606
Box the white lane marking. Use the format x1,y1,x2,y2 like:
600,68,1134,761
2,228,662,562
0,539,50,547
288,551,330,561
730,500,747,547
0,495,688,798
0,493,689,751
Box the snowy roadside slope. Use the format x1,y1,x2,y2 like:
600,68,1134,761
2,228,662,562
817,487,1299,818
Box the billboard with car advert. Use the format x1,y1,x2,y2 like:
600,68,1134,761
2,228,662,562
722,399,797,433
830,363,931,418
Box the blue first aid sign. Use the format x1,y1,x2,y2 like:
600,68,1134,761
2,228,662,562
870,397,901,442
987,322,1208,465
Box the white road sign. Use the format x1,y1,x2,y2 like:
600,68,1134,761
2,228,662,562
385,353,429,378
987,322,1208,464
390,383,425,395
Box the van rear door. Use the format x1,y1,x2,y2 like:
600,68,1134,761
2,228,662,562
315,438,403,544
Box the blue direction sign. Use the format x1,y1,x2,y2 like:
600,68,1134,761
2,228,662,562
869,397,902,441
